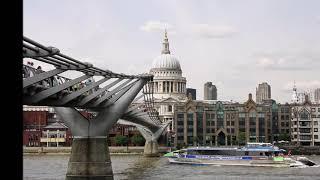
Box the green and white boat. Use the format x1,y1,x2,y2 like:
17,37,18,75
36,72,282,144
164,143,316,167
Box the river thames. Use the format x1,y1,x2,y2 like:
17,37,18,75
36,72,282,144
23,155,320,180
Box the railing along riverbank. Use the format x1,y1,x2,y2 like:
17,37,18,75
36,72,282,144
23,146,172,155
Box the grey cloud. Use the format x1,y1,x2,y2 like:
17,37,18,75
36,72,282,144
253,52,320,71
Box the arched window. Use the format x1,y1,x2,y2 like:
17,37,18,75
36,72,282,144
300,109,309,120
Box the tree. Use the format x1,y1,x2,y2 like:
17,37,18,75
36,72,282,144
176,143,183,150
278,133,290,141
131,134,145,146
114,135,128,146
193,136,200,146
238,132,246,145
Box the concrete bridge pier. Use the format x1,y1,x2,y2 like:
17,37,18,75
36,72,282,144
66,137,113,180
144,140,159,157
54,107,115,180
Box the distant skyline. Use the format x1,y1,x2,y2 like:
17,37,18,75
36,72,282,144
24,0,320,103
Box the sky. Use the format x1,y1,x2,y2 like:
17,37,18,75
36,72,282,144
24,0,320,103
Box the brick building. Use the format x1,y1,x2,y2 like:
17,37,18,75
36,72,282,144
23,106,142,147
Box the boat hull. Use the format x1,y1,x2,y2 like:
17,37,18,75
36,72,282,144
168,157,300,167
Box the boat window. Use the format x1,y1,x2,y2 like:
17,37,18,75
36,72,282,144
260,152,263,156
188,150,225,155
245,151,249,156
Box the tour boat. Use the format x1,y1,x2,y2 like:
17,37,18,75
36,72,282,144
164,143,316,167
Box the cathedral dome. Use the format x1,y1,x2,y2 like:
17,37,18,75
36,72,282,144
150,30,181,71
151,54,181,70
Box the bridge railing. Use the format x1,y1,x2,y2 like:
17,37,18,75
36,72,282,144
142,81,161,125
22,36,158,114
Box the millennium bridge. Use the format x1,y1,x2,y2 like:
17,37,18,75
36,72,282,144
22,36,170,180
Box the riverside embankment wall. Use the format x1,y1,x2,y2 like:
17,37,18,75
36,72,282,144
23,146,171,155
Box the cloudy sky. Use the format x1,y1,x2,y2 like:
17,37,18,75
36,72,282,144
24,0,320,103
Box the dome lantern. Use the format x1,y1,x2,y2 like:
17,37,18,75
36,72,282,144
150,30,181,71
161,29,170,54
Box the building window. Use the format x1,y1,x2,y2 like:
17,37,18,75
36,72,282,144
300,110,309,120
286,122,289,127
231,128,235,134
239,118,245,126
206,121,210,126
168,105,172,112
239,113,245,118
206,128,211,133
315,135,319,139
249,111,256,117
315,128,318,132
315,121,318,125
285,115,290,120
231,121,235,126
311,108,316,112
250,117,256,126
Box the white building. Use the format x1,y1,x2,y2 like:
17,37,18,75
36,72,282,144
149,30,188,132
256,82,271,104
291,95,320,146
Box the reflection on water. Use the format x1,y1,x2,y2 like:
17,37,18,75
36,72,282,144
23,155,320,180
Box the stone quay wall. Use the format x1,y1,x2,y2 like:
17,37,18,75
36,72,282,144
23,146,171,155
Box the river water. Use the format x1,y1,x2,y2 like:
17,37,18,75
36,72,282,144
23,154,320,180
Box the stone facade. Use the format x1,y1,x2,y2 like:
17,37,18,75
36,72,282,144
315,88,320,103
173,94,292,147
256,82,271,104
148,31,188,138
204,82,217,100
291,95,320,146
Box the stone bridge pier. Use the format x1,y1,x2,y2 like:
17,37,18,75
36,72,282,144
54,78,147,180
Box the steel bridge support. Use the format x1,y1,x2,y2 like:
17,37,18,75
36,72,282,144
54,78,147,180
143,140,159,157
136,122,170,157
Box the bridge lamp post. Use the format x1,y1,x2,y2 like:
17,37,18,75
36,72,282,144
46,130,49,147
57,129,59,147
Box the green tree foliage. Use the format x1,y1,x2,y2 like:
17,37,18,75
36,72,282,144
176,143,183,150
278,133,291,141
114,135,128,146
193,136,200,146
131,134,145,146
238,132,246,145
